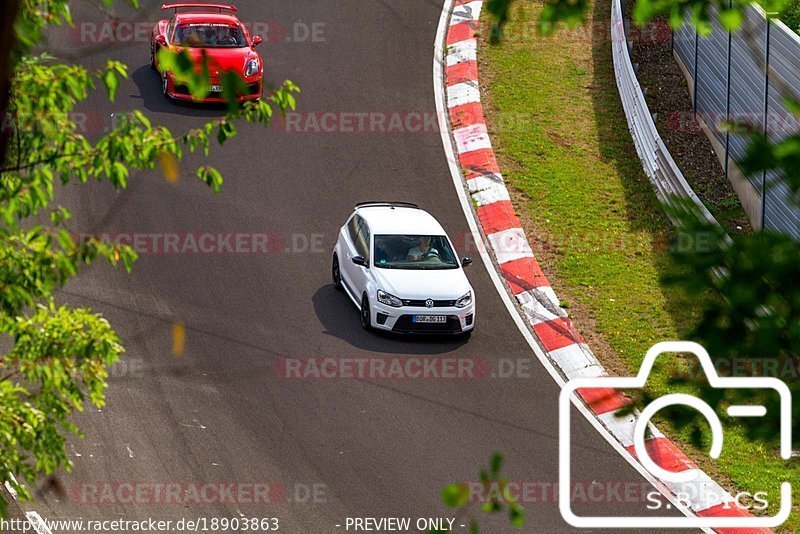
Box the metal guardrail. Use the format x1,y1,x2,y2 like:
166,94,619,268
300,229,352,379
610,0,720,228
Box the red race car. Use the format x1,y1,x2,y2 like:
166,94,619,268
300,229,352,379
151,3,264,103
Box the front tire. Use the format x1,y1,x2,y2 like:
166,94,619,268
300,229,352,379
161,72,170,99
332,254,342,291
360,293,372,330
150,43,157,71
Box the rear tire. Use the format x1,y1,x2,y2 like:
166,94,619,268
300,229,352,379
360,293,372,330
332,254,342,291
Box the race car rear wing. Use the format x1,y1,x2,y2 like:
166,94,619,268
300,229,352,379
161,3,237,13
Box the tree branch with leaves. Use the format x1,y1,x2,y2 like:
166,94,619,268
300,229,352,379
0,0,299,516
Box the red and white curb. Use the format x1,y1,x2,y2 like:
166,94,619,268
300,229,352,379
434,1,772,532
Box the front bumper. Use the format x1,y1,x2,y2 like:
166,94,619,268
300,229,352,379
167,76,262,103
369,300,475,335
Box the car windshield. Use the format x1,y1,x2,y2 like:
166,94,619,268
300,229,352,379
173,24,248,48
373,235,459,270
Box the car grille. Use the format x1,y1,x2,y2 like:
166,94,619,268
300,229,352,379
392,315,463,334
401,299,456,308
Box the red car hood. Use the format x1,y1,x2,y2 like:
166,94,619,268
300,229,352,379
177,46,257,77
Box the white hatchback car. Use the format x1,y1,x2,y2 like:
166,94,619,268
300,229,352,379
332,202,475,336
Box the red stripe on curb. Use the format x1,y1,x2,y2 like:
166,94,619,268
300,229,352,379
460,148,500,179
533,318,584,352
476,201,519,234
449,101,484,129
578,387,631,415
446,61,479,87
447,22,478,45
624,437,697,472
696,503,771,533
500,257,550,294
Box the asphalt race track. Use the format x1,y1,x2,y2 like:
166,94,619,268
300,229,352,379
18,1,695,532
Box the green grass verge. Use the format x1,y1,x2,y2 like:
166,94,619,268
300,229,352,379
479,0,798,529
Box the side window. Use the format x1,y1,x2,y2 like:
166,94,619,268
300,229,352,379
347,215,360,246
356,219,370,261
167,18,175,42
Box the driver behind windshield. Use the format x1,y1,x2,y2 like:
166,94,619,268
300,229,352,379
174,24,246,47
407,236,438,261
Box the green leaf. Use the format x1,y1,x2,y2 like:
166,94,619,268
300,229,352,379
481,500,503,513
100,70,120,102
719,8,743,31
508,503,525,527
440,483,470,507
490,452,503,477
197,166,224,194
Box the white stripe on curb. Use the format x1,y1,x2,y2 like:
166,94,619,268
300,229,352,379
446,83,481,107
664,472,733,512
451,1,484,25
26,511,51,534
549,343,600,377
471,182,510,206
466,173,504,193
446,39,478,65
517,290,562,324
486,227,535,264
453,123,492,154
515,287,562,318
4,481,17,499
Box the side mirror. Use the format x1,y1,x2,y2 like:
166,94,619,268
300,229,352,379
351,256,367,267
154,35,167,46
252,35,263,47
461,257,473,267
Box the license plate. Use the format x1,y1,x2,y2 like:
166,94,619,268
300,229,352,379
413,315,447,324
209,85,222,92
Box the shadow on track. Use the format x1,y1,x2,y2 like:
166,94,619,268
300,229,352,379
312,285,470,355
130,65,227,118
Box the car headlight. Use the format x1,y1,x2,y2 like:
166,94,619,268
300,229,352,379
245,59,260,77
377,289,403,308
455,291,472,308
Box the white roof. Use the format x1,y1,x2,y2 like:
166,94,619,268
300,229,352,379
356,206,447,235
